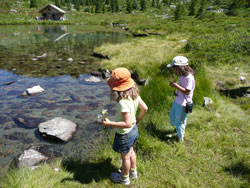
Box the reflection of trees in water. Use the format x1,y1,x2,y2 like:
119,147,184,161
0,30,128,77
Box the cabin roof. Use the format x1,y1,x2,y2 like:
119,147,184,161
39,4,66,14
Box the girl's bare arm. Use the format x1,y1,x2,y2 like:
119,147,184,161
136,98,148,124
169,81,191,95
103,112,133,128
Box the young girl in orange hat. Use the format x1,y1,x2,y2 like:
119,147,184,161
102,67,148,185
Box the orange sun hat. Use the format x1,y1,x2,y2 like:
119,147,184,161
107,67,135,91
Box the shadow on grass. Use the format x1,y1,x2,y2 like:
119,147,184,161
225,162,250,182
220,87,250,98
145,121,178,143
61,157,117,184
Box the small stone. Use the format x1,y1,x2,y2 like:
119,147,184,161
234,67,238,70
179,39,187,43
67,58,73,62
240,73,247,75
36,53,47,59
204,97,213,106
21,91,28,97
54,168,60,172
215,113,221,118
238,76,247,82
32,58,38,61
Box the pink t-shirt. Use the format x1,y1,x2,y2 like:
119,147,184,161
175,74,195,106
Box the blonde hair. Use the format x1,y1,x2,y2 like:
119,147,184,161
110,85,139,102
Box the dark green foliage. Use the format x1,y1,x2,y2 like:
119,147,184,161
75,0,80,11
55,0,61,7
111,0,119,12
188,0,196,16
132,0,138,9
30,0,38,8
126,0,133,13
196,0,206,18
174,3,181,20
151,0,155,7
95,0,102,13
115,0,119,12
227,0,239,15
140,0,146,11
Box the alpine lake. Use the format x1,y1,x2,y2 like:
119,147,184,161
0,25,130,173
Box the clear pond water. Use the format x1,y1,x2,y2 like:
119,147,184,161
0,25,129,172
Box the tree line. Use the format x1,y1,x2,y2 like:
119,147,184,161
29,0,250,15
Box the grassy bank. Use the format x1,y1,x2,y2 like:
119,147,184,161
1,5,250,188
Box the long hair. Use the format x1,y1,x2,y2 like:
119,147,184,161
110,85,139,102
174,65,194,76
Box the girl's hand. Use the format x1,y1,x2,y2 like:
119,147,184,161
169,81,178,88
102,118,110,127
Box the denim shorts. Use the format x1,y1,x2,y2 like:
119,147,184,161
113,125,139,154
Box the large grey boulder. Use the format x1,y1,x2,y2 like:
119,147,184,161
18,147,48,169
38,117,77,141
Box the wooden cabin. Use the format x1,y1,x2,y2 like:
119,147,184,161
38,4,66,21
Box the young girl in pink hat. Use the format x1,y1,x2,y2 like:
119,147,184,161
102,67,148,185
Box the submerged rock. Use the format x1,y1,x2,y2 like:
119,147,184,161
38,117,77,142
4,81,15,85
13,115,45,129
3,132,33,143
18,146,48,169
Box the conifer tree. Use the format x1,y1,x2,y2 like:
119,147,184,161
132,0,138,9
140,0,146,10
111,0,115,12
95,0,102,13
174,3,181,20
115,0,119,12
188,0,196,16
151,0,155,7
55,0,61,7
30,0,38,8
127,0,133,13
75,0,80,11
196,0,206,18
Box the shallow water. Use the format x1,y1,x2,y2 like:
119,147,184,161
0,25,129,172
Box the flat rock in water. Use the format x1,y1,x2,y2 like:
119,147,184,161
18,146,48,168
84,76,101,83
27,85,45,96
38,117,77,141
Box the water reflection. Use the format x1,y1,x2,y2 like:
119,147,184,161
0,25,129,77
0,25,126,173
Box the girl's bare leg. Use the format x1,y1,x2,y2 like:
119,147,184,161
121,148,132,176
130,147,136,170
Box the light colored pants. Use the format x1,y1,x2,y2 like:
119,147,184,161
170,101,188,139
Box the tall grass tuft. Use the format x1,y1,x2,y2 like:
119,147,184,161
193,68,214,106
